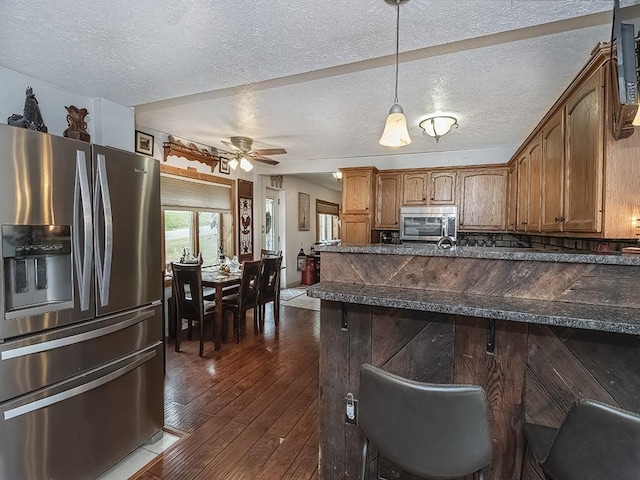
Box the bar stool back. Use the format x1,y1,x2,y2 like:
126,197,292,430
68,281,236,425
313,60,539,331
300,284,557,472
358,364,492,480
523,398,640,480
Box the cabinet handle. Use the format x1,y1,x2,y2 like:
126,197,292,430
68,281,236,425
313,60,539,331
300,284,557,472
422,197,426,201
560,216,565,222
555,217,560,222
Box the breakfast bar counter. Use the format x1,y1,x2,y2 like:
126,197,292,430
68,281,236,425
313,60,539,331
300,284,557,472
309,245,640,479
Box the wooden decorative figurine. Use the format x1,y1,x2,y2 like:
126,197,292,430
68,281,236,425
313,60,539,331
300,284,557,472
63,105,90,142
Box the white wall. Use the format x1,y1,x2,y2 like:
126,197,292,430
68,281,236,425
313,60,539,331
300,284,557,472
257,174,340,287
0,66,134,151
93,98,135,151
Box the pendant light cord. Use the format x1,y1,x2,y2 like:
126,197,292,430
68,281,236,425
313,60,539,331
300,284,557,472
394,1,400,104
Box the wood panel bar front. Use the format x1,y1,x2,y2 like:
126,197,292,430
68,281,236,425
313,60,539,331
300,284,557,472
312,245,640,479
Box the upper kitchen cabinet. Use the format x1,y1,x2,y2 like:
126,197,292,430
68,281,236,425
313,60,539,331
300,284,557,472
430,171,457,205
459,169,508,231
516,135,542,233
516,152,529,232
541,109,565,232
375,172,401,229
401,172,429,205
563,68,604,233
507,161,517,231
401,171,457,206
341,167,377,215
506,44,640,239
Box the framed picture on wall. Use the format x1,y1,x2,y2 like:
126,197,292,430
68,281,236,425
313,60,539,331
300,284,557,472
298,192,310,231
135,130,154,156
219,158,230,174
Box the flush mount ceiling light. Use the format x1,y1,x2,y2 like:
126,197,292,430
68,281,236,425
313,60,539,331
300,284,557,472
332,172,343,180
419,116,459,143
379,0,411,148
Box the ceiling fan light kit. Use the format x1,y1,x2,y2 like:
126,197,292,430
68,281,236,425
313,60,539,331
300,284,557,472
219,135,287,168
419,116,459,143
239,156,254,172
379,0,411,148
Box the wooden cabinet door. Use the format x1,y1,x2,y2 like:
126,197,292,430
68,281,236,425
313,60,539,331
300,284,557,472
459,169,508,231
516,153,529,232
342,170,373,215
341,215,371,245
527,136,542,232
375,172,401,229
507,162,518,231
564,69,604,232
541,110,564,232
402,173,429,205
430,171,457,205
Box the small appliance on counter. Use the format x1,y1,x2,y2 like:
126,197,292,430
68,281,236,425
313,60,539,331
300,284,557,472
380,231,401,244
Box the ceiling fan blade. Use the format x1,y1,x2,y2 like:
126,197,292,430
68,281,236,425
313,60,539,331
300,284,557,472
254,156,279,166
221,140,243,153
254,148,287,156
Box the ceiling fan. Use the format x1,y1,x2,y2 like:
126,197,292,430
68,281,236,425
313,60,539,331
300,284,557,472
220,136,287,171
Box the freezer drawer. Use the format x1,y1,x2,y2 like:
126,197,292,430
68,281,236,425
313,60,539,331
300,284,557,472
0,343,163,480
0,303,161,403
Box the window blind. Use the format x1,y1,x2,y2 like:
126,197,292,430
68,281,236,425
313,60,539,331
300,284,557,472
316,200,339,216
161,175,231,211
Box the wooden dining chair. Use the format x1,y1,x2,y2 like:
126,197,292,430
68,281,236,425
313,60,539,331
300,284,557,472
257,255,282,332
260,249,282,258
222,260,262,343
171,262,216,356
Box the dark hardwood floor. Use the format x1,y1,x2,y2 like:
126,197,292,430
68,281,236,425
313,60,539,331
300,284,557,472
135,304,320,480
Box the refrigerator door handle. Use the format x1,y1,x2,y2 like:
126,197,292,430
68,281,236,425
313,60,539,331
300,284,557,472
3,348,157,420
73,150,93,312
94,153,114,307
0,308,155,360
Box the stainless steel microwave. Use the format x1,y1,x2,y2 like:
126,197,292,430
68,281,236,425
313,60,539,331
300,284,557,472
399,206,458,242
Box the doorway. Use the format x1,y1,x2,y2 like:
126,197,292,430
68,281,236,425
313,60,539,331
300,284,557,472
264,189,280,252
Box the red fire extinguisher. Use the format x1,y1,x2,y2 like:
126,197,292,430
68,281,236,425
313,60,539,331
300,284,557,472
301,256,315,285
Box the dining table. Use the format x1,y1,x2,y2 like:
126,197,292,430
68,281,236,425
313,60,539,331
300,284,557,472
201,269,241,351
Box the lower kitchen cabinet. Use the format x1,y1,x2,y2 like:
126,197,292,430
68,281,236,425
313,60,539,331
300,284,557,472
341,214,371,245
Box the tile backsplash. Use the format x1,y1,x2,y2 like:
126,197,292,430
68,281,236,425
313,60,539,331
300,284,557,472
458,232,638,253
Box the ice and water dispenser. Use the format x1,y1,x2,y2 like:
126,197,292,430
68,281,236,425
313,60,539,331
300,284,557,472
2,225,73,319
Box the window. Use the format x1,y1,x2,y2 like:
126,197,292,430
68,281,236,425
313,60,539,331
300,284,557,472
161,173,232,269
198,211,220,264
164,210,193,266
316,199,340,242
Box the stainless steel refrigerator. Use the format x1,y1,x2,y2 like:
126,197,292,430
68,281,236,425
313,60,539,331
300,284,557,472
0,124,163,480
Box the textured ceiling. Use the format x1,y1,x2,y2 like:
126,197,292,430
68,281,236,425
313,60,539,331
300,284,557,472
2,1,640,169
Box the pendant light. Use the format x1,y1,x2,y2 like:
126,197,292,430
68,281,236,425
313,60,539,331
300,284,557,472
379,0,411,147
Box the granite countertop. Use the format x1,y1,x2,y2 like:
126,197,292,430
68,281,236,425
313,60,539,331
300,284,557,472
314,243,640,266
307,282,640,335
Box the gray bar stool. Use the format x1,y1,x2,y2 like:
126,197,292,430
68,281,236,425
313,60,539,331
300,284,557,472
522,398,640,480
358,364,492,480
